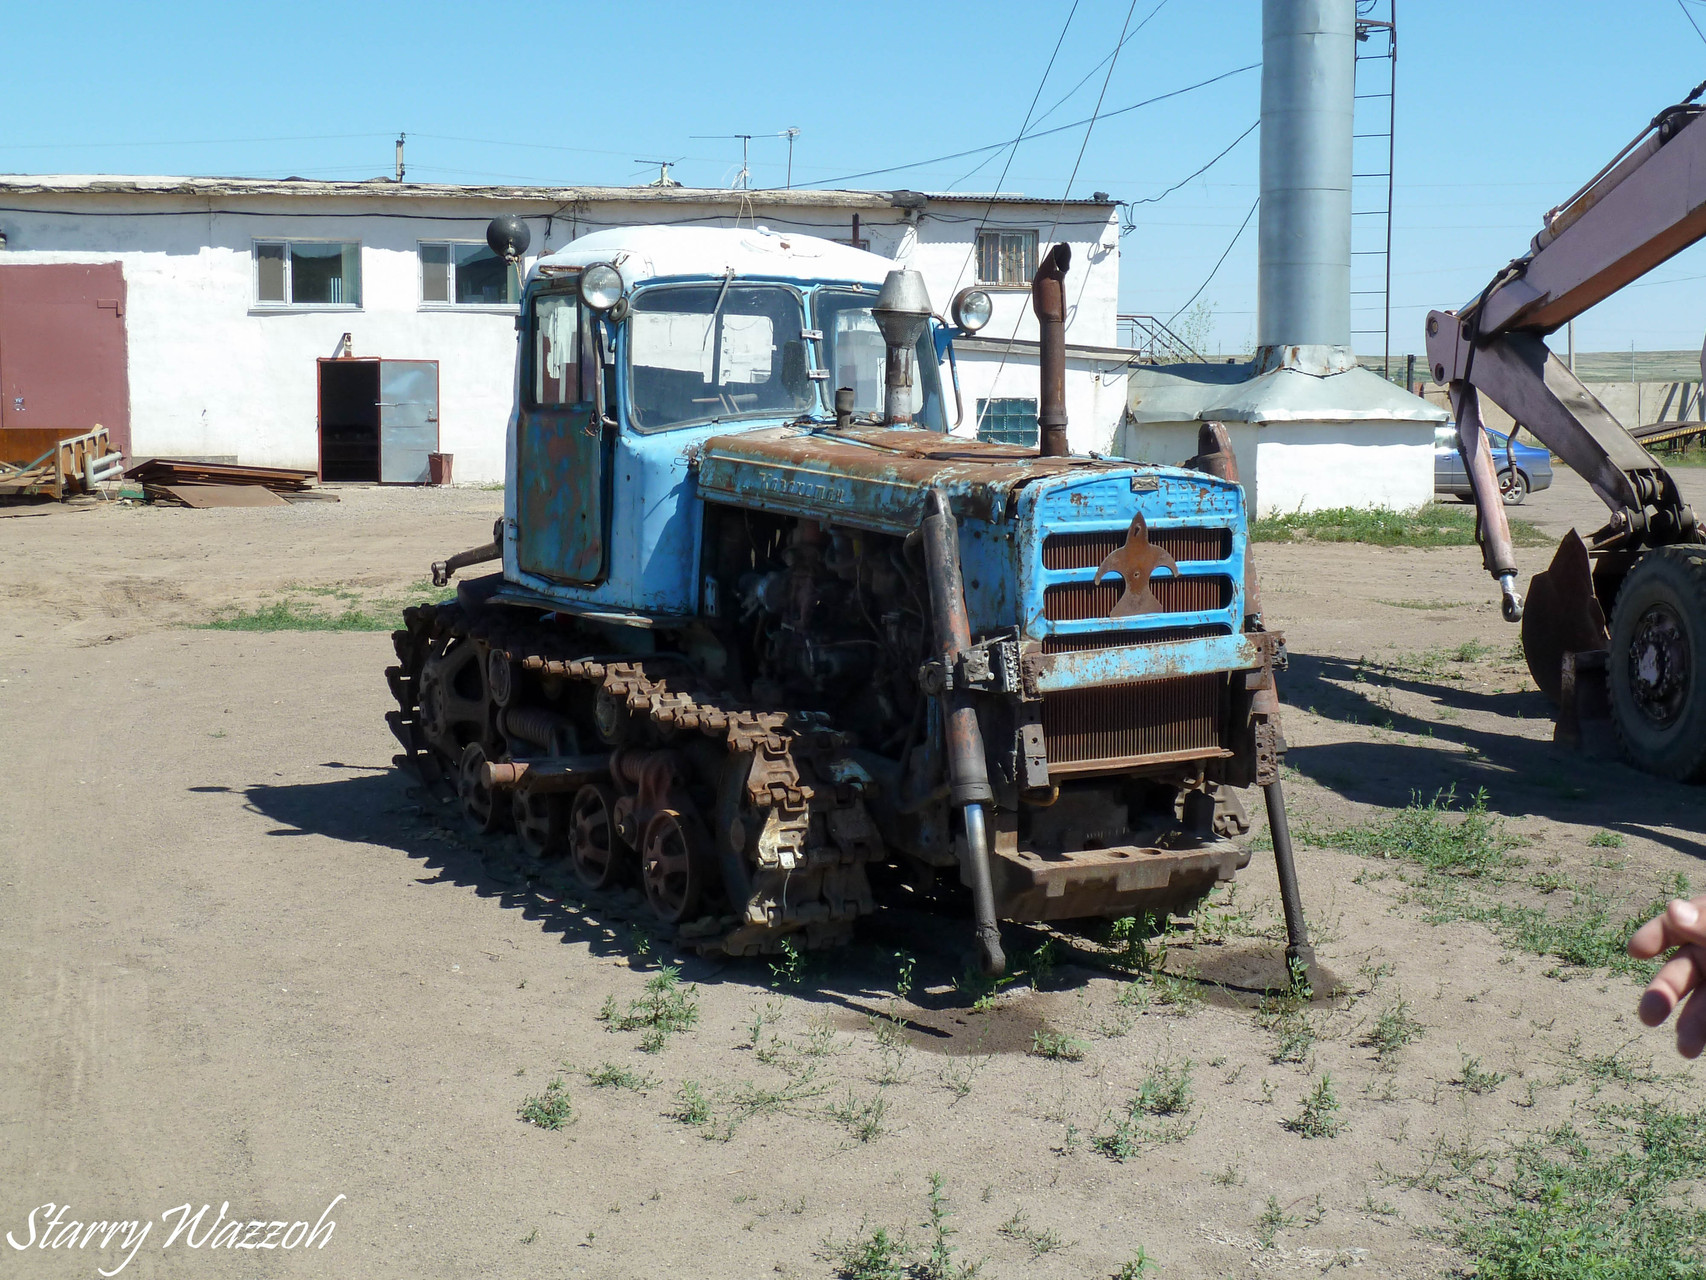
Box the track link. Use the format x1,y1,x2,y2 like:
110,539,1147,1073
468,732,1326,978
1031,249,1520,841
385,601,882,956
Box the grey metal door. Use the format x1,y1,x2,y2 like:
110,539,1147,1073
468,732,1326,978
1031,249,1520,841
379,360,439,483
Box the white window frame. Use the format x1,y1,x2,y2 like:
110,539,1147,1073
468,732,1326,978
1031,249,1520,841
251,238,363,311
417,239,520,312
975,228,1039,288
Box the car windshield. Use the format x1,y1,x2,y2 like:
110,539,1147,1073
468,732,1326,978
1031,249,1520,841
626,282,814,432
814,288,946,431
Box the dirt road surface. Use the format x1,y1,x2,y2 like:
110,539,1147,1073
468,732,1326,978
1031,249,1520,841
3,472,1703,1279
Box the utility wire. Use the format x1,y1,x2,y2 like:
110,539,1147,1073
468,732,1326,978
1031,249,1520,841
1680,0,1706,44
804,62,1259,189
978,0,1144,440
1166,194,1259,325
1123,119,1259,219
1028,0,1172,131
945,0,1079,192
0,132,392,150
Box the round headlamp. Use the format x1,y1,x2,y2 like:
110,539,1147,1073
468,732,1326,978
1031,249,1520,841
578,263,624,311
951,287,993,333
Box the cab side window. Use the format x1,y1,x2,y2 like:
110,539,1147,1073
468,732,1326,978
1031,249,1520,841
532,294,581,407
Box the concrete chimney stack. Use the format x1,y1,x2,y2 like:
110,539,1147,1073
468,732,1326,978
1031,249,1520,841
1257,0,1355,365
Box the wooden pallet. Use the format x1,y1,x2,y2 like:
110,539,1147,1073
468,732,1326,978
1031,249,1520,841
0,427,122,500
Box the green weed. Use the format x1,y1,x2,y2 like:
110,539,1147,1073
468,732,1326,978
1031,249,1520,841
199,598,396,632
607,966,699,1051
585,1062,658,1092
1367,999,1424,1059
518,1077,574,1130
1115,1249,1159,1279
770,938,807,986
828,1089,888,1142
997,1208,1068,1258
828,1225,911,1280
1030,1030,1087,1062
675,1080,712,1127
1305,786,1518,879
1450,1101,1706,1279
1256,1196,1298,1249
1456,1053,1508,1095
1588,830,1625,849
1283,1075,1344,1138
1094,1059,1195,1159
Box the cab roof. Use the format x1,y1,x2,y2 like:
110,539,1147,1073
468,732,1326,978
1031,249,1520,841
530,225,897,290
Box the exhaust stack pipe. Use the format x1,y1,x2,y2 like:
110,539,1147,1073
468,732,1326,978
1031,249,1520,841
1031,243,1071,456
873,268,934,426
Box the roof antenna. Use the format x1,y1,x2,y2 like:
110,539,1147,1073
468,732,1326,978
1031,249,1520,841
783,126,800,189
636,158,683,188
394,132,405,183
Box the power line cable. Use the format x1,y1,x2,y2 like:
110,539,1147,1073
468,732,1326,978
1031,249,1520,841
1166,194,1259,325
1679,0,1706,44
945,0,1080,193
804,62,1259,189
977,0,1144,439
1028,0,1172,130
1122,119,1259,224
0,132,393,151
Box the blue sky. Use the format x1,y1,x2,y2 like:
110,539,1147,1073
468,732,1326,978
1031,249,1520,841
5,0,1706,356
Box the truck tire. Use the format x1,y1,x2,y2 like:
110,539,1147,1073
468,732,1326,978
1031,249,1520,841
1607,545,1706,782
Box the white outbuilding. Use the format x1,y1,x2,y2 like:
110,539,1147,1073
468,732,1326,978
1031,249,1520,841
0,177,1123,483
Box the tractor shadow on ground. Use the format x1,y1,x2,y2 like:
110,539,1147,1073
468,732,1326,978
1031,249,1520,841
233,763,1210,1045
1279,651,1706,862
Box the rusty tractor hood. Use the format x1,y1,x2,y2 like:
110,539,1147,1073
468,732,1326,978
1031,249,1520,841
695,424,1154,534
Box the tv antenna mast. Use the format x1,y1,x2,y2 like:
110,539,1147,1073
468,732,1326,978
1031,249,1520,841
693,133,754,189
635,158,683,188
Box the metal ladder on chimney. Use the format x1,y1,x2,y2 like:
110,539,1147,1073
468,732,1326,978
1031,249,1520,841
1352,0,1397,380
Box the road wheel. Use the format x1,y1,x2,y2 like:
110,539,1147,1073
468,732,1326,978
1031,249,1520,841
1608,546,1706,782
458,742,509,834
513,788,568,859
640,809,709,923
568,783,626,889
1499,469,1528,506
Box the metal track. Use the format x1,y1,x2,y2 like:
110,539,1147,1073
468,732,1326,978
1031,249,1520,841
385,600,882,956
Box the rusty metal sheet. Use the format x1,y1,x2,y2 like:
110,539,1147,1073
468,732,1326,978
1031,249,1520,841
695,424,1121,534
159,482,289,508
989,840,1246,921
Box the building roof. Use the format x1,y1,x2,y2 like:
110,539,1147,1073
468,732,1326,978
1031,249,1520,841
534,225,896,288
0,174,1115,211
1127,361,1448,425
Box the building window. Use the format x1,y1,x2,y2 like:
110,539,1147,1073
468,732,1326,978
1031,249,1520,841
421,242,519,306
976,229,1038,286
975,397,1038,446
255,241,361,307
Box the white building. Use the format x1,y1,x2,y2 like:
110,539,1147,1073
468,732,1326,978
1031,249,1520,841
0,177,1121,483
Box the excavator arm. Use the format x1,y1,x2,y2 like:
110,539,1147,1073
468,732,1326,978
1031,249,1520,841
1424,84,1706,781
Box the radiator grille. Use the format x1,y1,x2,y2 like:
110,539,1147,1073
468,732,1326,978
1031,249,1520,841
1042,526,1231,570
1041,673,1222,767
1043,575,1231,622
1040,624,1229,654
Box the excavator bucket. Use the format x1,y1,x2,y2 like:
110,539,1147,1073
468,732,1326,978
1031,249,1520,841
1520,529,1610,704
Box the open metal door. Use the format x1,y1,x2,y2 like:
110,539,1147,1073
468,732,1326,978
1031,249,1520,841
516,293,609,584
378,360,438,483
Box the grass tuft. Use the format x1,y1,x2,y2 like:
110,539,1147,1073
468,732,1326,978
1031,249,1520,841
1252,503,1548,548
1307,786,1517,879
1367,999,1425,1059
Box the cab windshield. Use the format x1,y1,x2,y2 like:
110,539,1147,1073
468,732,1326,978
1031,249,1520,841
815,288,945,431
626,282,813,432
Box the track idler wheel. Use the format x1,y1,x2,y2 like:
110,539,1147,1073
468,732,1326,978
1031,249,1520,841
458,743,509,835
568,783,626,889
640,809,710,924
1608,546,1706,782
512,788,568,859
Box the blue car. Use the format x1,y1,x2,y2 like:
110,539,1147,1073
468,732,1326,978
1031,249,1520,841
1434,424,1554,505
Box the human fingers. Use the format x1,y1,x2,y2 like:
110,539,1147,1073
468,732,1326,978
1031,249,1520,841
1637,947,1704,1027
1627,897,1706,959
1676,980,1706,1059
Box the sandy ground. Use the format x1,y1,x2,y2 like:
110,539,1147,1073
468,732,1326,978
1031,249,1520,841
2,471,1705,1280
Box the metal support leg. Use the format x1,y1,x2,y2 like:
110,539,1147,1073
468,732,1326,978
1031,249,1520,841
1263,779,1314,977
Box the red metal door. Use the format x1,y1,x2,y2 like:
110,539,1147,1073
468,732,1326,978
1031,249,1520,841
0,263,131,459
